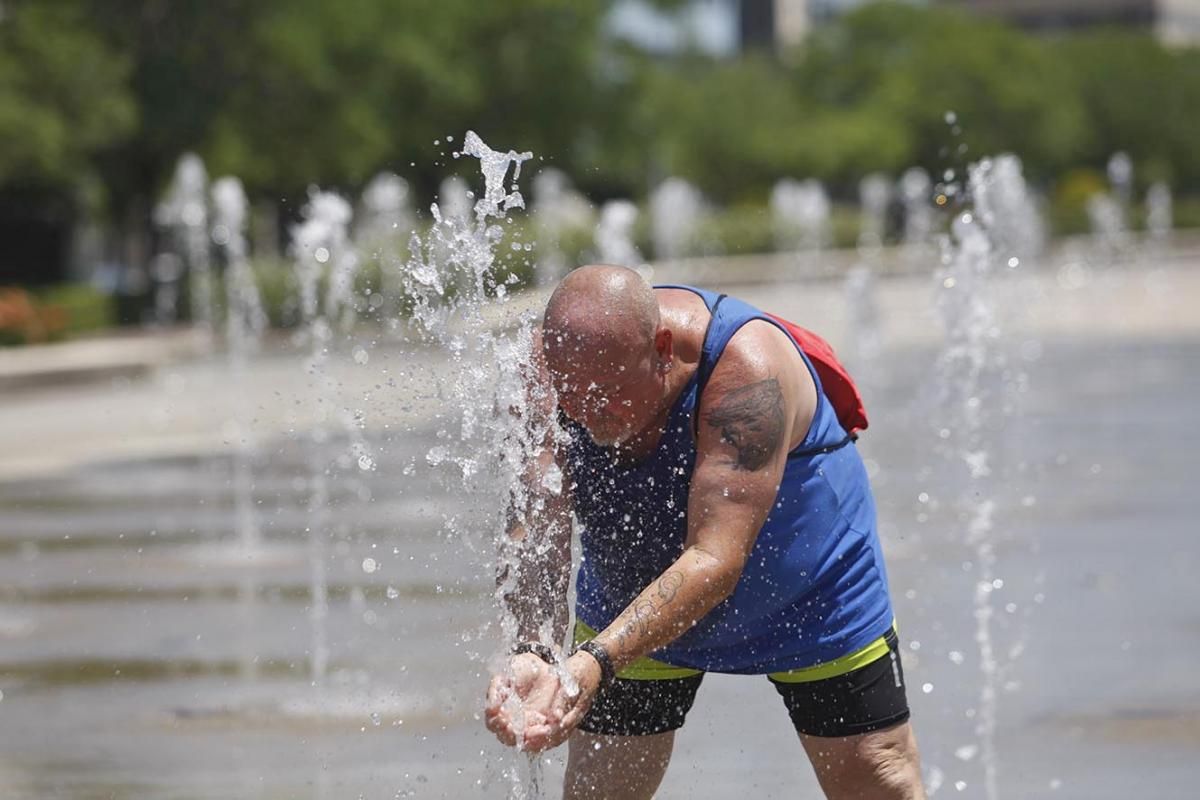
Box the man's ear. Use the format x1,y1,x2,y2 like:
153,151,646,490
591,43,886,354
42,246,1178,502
655,326,673,372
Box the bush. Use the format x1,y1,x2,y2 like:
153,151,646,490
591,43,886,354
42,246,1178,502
0,288,63,345
38,283,115,335
0,283,114,346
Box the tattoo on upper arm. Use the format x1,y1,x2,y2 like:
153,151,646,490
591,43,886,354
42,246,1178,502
704,377,786,471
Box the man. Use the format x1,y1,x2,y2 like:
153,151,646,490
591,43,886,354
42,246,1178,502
486,265,925,799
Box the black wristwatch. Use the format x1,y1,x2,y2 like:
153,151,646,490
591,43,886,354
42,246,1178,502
573,639,616,692
511,641,559,665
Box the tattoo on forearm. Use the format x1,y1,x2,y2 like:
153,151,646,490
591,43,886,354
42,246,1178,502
609,569,687,650
657,570,683,603
633,600,655,635
704,377,786,471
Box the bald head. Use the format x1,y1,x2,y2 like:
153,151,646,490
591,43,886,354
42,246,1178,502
543,265,659,356
542,266,673,446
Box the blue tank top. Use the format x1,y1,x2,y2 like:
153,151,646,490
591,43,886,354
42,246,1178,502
566,285,894,674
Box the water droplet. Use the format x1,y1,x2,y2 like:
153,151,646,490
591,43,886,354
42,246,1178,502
540,463,563,495
387,586,400,600
314,246,330,263
945,111,958,125
353,347,369,365
362,557,378,574
955,780,967,792
358,455,375,471
954,744,978,761
949,650,964,665
922,682,934,694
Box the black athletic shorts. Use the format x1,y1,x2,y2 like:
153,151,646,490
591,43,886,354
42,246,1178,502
578,628,910,739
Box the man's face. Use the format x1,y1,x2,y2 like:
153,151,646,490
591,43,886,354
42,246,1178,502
546,338,662,447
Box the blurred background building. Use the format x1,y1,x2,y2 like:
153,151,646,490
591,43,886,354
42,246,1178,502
740,0,1200,50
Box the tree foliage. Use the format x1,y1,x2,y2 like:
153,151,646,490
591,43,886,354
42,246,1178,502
0,2,135,187
1,0,1199,236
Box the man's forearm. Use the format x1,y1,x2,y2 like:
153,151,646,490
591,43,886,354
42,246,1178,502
591,545,741,672
498,510,571,645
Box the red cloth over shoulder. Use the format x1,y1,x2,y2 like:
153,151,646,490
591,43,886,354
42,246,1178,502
764,313,869,436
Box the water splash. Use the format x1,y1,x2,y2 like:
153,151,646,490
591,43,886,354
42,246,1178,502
1089,152,1135,266
858,173,892,252
594,200,642,267
291,188,370,685
649,177,703,260
770,178,831,264
1146,181,1173,254
933,153,1037,800
156,154,214,339
532,168,593,287
357,172,416,326
899,167,935,270
396,131,571,798
212,176,267,554
844,174,891,384
1107,151,1134,207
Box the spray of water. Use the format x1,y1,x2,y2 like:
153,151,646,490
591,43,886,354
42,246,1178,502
594,200,643,268
649,177,703,260
357,172,416,327
396,131,567,797
291,189,372,684
933,153,1038,800
532,168,593,288
1146,181,1173,256
846,174,890,384
212,176,268,554
156,154,215,339
770,178,831,268
900,167,935,270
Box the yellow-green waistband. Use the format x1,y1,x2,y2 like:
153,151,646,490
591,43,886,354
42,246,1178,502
573,619,898,683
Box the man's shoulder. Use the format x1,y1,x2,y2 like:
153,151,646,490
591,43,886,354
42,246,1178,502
714,317,799,380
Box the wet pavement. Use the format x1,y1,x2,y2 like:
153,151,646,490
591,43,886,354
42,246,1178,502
1,266,1198,798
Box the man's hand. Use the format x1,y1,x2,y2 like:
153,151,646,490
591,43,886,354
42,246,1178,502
484,651,603,752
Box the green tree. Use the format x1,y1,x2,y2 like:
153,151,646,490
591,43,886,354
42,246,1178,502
217,0,606,196
1059,30,1200,189
0,1,135,187
793,2,1088,183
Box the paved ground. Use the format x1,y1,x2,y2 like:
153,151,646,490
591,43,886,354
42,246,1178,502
0,258,1198,799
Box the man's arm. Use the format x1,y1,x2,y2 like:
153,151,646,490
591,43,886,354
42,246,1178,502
495,326,573,647
498,444,572,645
